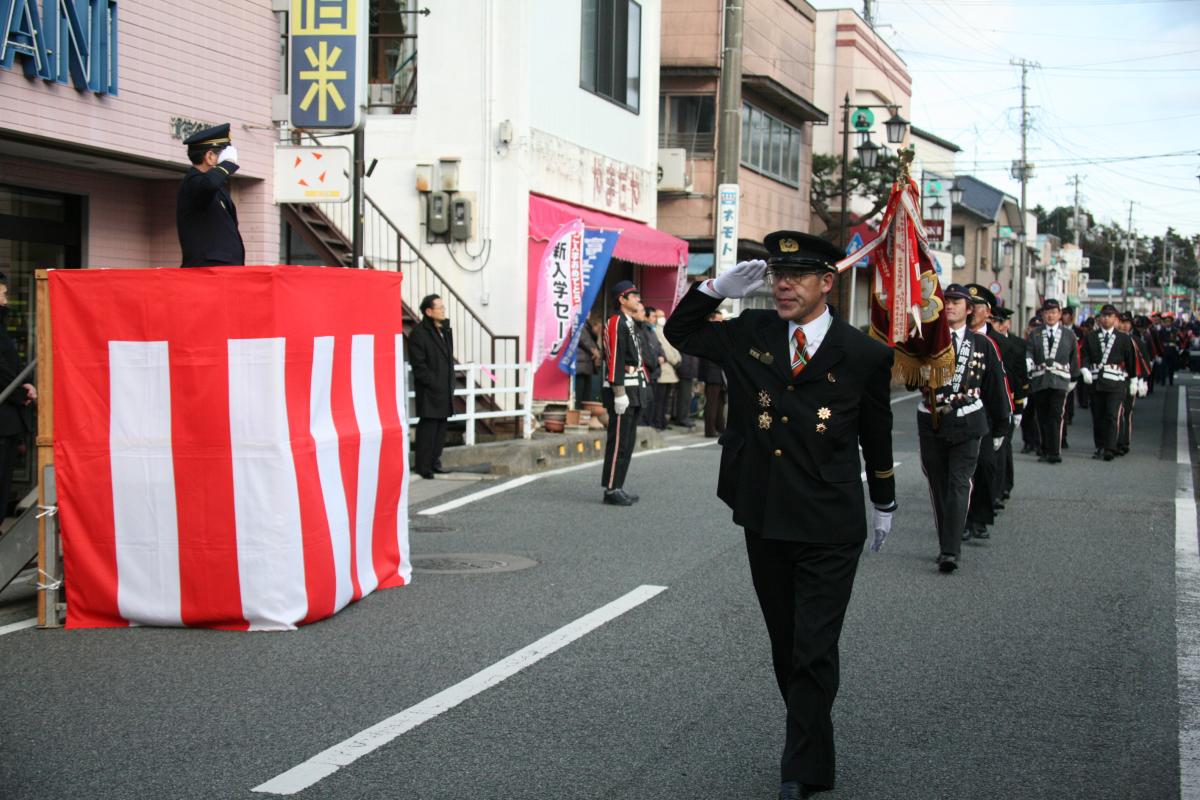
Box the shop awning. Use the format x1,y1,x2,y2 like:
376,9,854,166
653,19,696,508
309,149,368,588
528,194,688,268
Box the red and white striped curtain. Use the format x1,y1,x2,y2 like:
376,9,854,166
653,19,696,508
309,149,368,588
51,267,411,630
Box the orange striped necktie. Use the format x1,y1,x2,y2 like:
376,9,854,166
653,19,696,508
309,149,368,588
791,327,808,377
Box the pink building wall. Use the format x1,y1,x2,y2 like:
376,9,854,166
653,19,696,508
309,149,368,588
0,1,281,266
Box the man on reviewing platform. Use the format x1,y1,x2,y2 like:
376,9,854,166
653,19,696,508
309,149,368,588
177,122,245,268
665,231,897,800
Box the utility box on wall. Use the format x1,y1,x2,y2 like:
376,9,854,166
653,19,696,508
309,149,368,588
427,191,450,235
451,197,472,241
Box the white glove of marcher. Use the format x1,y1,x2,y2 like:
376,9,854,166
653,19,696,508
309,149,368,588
612,393,630,416
1026,356,1036,373
1137,378,1148,398
1080,367,1094,385
1154,357,1163,366
993,436,1004,451
218,144,239,165
869,502,897,552
1129,380,1138,397
710,259,767,299
1013,413,1022,428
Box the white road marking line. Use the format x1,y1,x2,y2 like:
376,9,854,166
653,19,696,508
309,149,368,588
0,617,38,636
890,391,922,405
1175,387,1200,798
418,441,717,516
251,584,669,795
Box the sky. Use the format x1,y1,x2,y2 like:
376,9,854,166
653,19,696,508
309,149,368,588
807,0,1200,240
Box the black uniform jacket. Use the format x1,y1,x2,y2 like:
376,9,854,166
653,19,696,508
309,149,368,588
1026,325,1080,392
922,328,1011,444
603,312,650,408
664,284,895,544
1002,331,1031,412
407,317,455,419
177,161,246,267
1082,328,1138,393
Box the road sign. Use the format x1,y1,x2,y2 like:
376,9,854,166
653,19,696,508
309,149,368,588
289,0,367,130
846,232,868,268
716,184,740,274
852,108,875,131
989,281,1003,296
274,146,352,203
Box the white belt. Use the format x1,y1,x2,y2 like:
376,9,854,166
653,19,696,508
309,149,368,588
1100,365,1126,380
919,399,983,417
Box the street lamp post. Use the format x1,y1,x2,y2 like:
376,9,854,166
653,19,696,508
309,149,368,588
837,95,909,325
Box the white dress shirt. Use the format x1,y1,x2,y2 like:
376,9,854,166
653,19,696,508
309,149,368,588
789,306,833,363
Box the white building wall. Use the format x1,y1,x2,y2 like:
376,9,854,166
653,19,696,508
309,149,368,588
358,0,660,339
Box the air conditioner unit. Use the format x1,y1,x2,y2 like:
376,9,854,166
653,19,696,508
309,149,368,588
1081,257,1090,269
658,148,688,192
368,83,395,107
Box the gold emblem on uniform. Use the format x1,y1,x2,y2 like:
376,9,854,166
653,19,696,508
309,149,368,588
826,372,836,383
780,238,800,253
968,286,979,297
817,407,832,420
815,422,827,434
758,390,771,407
758,412,772,430
749,348,775,365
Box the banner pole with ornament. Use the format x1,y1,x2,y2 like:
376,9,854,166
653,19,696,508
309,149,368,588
835,148,954,395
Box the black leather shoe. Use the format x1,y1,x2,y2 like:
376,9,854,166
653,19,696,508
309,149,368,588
1048,455,1063,464
778,782,820,799
1061,438,1069,449
418,471,435,480
961,527,972,542
1001,491,1011,500
1102,450,1115,461
994,500,1006,511
937,554,958,573
973,524,990,540
1021,445,1035,454
602,489,638,506
1092,449,1104,459
432,467,451,474
1037,455,1050,463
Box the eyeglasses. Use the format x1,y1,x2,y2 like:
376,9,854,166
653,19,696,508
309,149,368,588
765,269,814,285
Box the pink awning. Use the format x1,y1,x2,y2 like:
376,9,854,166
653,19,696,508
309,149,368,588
528,193,688,268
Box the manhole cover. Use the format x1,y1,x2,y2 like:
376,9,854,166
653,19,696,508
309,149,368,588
411,553,537,575
410,522,457,534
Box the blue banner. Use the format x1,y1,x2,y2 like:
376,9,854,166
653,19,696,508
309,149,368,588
557,228,620,376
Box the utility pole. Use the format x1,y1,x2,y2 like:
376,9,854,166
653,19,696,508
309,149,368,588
863,0,875,27
1068,174,1083,248
1121,201,1134,312
714,0,744,287
1010,58,1038,331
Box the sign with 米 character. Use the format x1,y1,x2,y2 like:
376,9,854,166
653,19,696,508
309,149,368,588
289,0,366,130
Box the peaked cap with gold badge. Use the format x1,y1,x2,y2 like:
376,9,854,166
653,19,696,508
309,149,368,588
763,231,844,274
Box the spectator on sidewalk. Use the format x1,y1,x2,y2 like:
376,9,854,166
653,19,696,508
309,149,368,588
408,294,455,480
674,350,699,429
700,310,727,438
573,312,602,409
0,274,35,516
650,307,681,430
637,306,665,429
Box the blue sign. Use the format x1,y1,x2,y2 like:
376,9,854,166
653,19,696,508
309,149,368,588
290,0,363,130
0,0,119,95
557,229,621,377
846,232,868,269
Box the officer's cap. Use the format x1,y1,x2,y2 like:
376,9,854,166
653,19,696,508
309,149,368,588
944,283,971,301
1118,311,1134,323
965,283,996,307
1041,298,1062,312
762,231,843,275
183,123,232,149
991,306,1014,321
1135,315,1151,327
611,280,640,301
1099,303,1119,316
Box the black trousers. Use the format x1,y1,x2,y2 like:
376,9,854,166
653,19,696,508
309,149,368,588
414,417,447,476
1021,403,1040,450
673,378,694,424
0,435,18,515
1118,394,1134,451
1002,420,1016,495
1077,382,1092,409
744,532,861,789
1033,389,1068,457
967,434,999,528
918,418,981,557
1064,387,1076,423
1091,389,1123,453
704,383,726,437
652,382,672,429
601,405,640,490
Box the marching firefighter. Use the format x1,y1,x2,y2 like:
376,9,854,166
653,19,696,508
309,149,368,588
1080,304,1139,461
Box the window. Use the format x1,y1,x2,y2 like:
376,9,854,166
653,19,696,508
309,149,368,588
368,0,418,113
658,94,715,154
581,0,642,112
739,102,802,186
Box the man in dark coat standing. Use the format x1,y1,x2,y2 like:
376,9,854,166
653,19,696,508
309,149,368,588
408,294,455,479
0,274,35,515
665,232,896,800
963,283,1012,541
177,123,246,267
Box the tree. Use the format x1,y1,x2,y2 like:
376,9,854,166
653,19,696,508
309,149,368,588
809,151,900,240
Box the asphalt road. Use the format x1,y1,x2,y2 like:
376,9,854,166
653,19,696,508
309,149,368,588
1,378,1194,800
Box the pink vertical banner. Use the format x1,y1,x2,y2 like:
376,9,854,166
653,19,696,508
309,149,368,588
530,218,586,369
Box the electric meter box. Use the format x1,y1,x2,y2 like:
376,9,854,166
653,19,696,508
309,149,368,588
427,192,450,235
450,197,472,241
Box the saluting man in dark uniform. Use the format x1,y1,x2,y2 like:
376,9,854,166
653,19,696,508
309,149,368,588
1081,304,1139,461
177,123,245,267
600,281,650,506
665,232,897,800
918,284,1010,571
1026,299,1079,464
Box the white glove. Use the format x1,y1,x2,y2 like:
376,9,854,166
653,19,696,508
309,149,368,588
992,436,1004,451
1013,413,1022,428
1137,378,1148,397
613,393,630,416
1129,380,1138,397
1026,356,1035,373
218,144,239,165
1080,367,1094,385
710,259,767,299
869,503,896,552
1154,357,1163,366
